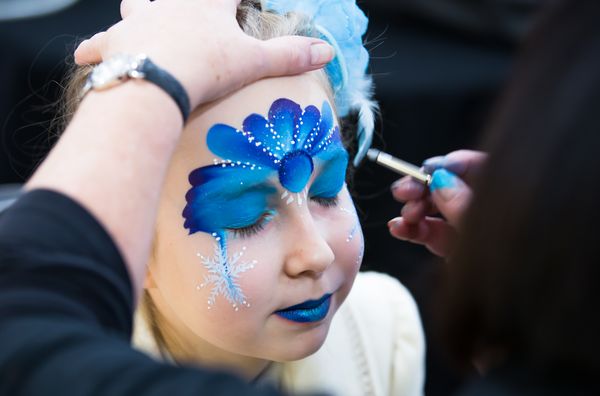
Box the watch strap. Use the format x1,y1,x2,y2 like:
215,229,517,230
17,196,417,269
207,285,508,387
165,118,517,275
140,58,191,122
82,55,191,122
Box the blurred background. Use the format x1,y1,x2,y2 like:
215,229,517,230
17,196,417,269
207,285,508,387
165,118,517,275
0,0,543,394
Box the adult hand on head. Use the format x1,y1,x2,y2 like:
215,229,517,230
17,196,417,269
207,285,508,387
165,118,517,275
74,0,334,108
387,150,487,257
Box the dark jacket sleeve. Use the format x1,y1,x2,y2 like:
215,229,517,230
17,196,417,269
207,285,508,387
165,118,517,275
0,190,281,396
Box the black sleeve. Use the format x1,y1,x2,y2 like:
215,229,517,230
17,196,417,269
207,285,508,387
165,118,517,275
0,190,282,396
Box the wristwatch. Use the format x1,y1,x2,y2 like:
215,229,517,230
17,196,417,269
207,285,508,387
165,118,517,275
81,54,190,121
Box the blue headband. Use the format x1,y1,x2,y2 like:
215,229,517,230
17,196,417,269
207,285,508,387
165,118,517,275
263,0,376,166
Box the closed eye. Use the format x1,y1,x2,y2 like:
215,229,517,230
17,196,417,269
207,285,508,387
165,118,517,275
310,195,339,208
228,211,275,239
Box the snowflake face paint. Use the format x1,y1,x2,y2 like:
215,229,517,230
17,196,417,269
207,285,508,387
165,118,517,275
183,98,348,310
196,244,256,311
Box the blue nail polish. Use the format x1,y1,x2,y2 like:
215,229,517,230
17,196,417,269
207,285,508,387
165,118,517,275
430,169,458,191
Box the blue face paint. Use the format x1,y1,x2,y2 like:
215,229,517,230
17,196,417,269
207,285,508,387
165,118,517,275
204,98,347,195
183,98,349,310
183,165,275,234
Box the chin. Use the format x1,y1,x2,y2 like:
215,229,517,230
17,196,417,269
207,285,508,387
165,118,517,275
270,322,331,362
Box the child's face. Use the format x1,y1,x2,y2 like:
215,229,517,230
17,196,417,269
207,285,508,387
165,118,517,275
146,73,363,364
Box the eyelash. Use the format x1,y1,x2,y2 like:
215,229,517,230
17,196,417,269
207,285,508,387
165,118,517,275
228,195,340,238
230,212,274,239
310,195,340,208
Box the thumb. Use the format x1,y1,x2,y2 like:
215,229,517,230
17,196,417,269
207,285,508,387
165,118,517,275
74,31,107,65
429,169,472,227
258,36,334,78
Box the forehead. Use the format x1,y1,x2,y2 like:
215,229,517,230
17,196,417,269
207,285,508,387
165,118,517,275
176,72,335,168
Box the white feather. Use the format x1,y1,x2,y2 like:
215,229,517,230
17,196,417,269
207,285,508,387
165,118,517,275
351,76,377,166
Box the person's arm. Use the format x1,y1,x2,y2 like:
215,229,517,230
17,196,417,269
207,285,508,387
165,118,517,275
0,190,283,396
26,0,333,297
388,150,487,257
0,1,332,394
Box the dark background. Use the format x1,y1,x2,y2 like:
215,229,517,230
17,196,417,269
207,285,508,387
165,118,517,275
0,1,543,394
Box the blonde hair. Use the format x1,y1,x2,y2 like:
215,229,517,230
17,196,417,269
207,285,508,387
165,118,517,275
60,0,358,362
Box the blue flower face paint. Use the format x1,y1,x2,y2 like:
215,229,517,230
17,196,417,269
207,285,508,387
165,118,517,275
183,98,349,310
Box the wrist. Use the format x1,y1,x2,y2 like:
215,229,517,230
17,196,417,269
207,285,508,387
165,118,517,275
81,80,184,135
82,54,191,122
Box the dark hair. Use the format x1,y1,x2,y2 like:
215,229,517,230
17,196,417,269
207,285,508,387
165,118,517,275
442,0,600,377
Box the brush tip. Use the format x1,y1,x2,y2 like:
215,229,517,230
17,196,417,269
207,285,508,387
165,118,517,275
366,148,380,162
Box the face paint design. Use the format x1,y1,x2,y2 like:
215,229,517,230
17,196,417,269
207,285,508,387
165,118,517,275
197,243,256,311
183,98,348,310
340,206,360,243
356,240,365,267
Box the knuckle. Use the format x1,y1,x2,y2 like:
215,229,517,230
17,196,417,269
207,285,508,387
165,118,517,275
283,46,303,72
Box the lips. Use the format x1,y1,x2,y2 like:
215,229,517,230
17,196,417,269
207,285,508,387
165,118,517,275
275,294,332,323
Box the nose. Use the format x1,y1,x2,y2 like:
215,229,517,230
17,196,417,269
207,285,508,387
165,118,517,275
283,211,335,278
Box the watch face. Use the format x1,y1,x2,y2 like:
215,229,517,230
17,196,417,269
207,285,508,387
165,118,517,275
89,54,145,90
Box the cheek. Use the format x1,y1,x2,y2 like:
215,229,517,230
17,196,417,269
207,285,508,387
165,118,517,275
221,236,282,312
331,215,364,277
154,232,282,346
317,192,364,277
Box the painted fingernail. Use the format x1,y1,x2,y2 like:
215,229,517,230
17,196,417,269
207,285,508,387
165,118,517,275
430,169,459,201
310,42,334,65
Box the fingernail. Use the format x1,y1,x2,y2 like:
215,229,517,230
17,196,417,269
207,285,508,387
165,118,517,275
422,156,445,174
388,219,409,240
310,42,334,65
400,204,408,217
391,179,406,191
430,169,459,201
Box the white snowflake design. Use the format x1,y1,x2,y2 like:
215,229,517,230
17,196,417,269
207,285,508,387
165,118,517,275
196,243,256,311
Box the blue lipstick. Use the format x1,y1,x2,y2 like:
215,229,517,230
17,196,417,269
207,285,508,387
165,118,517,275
275,294,332,323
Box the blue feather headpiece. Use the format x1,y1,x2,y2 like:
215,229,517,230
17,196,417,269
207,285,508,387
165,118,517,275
263,0,376,166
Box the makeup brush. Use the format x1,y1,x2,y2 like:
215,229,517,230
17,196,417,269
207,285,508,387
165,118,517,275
366,149,432,185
